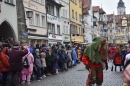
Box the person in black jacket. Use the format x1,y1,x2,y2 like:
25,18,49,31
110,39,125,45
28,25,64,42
51,48,58,74
45,48,52,75
58,45,66,72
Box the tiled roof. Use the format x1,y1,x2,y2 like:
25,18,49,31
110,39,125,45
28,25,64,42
107,14,130,26
92,6,100,12
99,8,106,14
83,0,92,14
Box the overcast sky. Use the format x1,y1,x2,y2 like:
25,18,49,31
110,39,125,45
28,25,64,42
92,0,130,14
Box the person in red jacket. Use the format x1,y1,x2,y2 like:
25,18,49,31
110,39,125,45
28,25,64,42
82,37,108,86
0,41,10,86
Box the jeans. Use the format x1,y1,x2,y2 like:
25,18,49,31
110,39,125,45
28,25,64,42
8,72,20,86
52,62,57,73
59,63,65,71
2,72,9,86
41,67,45,76
36,68,41,79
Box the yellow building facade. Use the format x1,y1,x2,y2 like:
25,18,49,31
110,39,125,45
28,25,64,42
70,0,84,43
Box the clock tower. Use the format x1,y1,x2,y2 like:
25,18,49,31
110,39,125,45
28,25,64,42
117,0,126,15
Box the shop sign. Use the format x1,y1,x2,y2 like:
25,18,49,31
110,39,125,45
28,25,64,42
65,36,69,39
52,34,56,38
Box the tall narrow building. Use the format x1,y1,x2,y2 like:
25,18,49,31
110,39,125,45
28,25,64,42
117,0,126,15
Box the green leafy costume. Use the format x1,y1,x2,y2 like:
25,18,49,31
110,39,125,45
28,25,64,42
84,37,108,64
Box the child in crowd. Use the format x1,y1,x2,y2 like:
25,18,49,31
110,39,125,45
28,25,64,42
35,55,42,81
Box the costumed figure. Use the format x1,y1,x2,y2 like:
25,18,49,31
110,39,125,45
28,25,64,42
82,37,108,86
111,46,122,71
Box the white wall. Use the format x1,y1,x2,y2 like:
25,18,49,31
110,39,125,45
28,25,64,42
83,5,94,44
61,0,70,42
0,0,18,41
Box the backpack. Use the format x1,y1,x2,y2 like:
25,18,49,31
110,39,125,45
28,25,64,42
114,54,122,65
23,54,30,68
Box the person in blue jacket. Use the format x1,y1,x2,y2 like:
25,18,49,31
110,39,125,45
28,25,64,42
72,45,77,66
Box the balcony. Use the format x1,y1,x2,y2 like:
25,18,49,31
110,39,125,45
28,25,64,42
47,0,64,7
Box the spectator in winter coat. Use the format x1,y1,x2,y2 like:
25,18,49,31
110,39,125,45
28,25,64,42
0,41,9,86
30,44,36,59
40,50,47,77
51,48,58,74
8,42,28,86
45,48,52,75
35,55,42,81
21,46,34,85
67,47,73,68
72,46,78,66
58,46,66,72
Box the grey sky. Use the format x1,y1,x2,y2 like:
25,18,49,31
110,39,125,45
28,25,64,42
92,0,130,14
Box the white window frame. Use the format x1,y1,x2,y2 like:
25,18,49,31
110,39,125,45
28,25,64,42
57,25,60,35
35,14,40,26
41,0,44,5
29,12,34,25
41,16,45,27
56,7,60,17
48,23,55,34
64,25,69,34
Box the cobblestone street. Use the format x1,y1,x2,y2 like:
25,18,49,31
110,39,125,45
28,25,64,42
28,62,124,86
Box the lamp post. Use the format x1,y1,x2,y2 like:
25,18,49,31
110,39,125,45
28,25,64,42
26,11,33,19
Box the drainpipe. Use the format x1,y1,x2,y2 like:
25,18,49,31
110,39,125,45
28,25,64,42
69,0,72,46
46,0,49,45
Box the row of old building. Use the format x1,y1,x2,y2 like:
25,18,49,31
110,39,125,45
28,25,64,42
0,0,127,46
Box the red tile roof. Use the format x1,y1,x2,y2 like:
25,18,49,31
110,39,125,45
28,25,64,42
107,14,130,26
92,6,100,12
83,0,92,14
99,8,106,14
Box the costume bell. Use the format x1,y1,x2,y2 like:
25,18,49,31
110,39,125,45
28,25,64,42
82,37,108,86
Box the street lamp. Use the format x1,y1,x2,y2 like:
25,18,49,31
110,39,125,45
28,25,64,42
26,11,33,19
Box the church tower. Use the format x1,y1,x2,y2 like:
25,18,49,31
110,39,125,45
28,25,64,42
117,0,126,15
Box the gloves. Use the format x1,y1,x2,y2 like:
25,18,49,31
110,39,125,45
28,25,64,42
106,63,108,70
85,65,90,71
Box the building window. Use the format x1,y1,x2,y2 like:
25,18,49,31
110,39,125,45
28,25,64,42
79,14,82,22
5,0,13,4
63,9,67,18
41,16,45,27
56,7,60,17
35,14,40,26
48,23,55,34
57,25,60,35
72,10,74,18
79,0,82,8
64,25,69,34
75,12,77,20
29,12,34,25
41,0,44,5
47,3,54,15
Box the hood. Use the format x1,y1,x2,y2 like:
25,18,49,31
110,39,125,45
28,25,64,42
84,37,108,63
24,46,30,53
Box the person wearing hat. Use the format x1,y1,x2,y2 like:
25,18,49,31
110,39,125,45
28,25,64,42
8,42,28,86
82,37,108,86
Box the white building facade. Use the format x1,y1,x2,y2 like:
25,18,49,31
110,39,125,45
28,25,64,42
23,0,47,45
61,0,70,44
47,0,64,45
0,0,18,41
83,0,94,44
